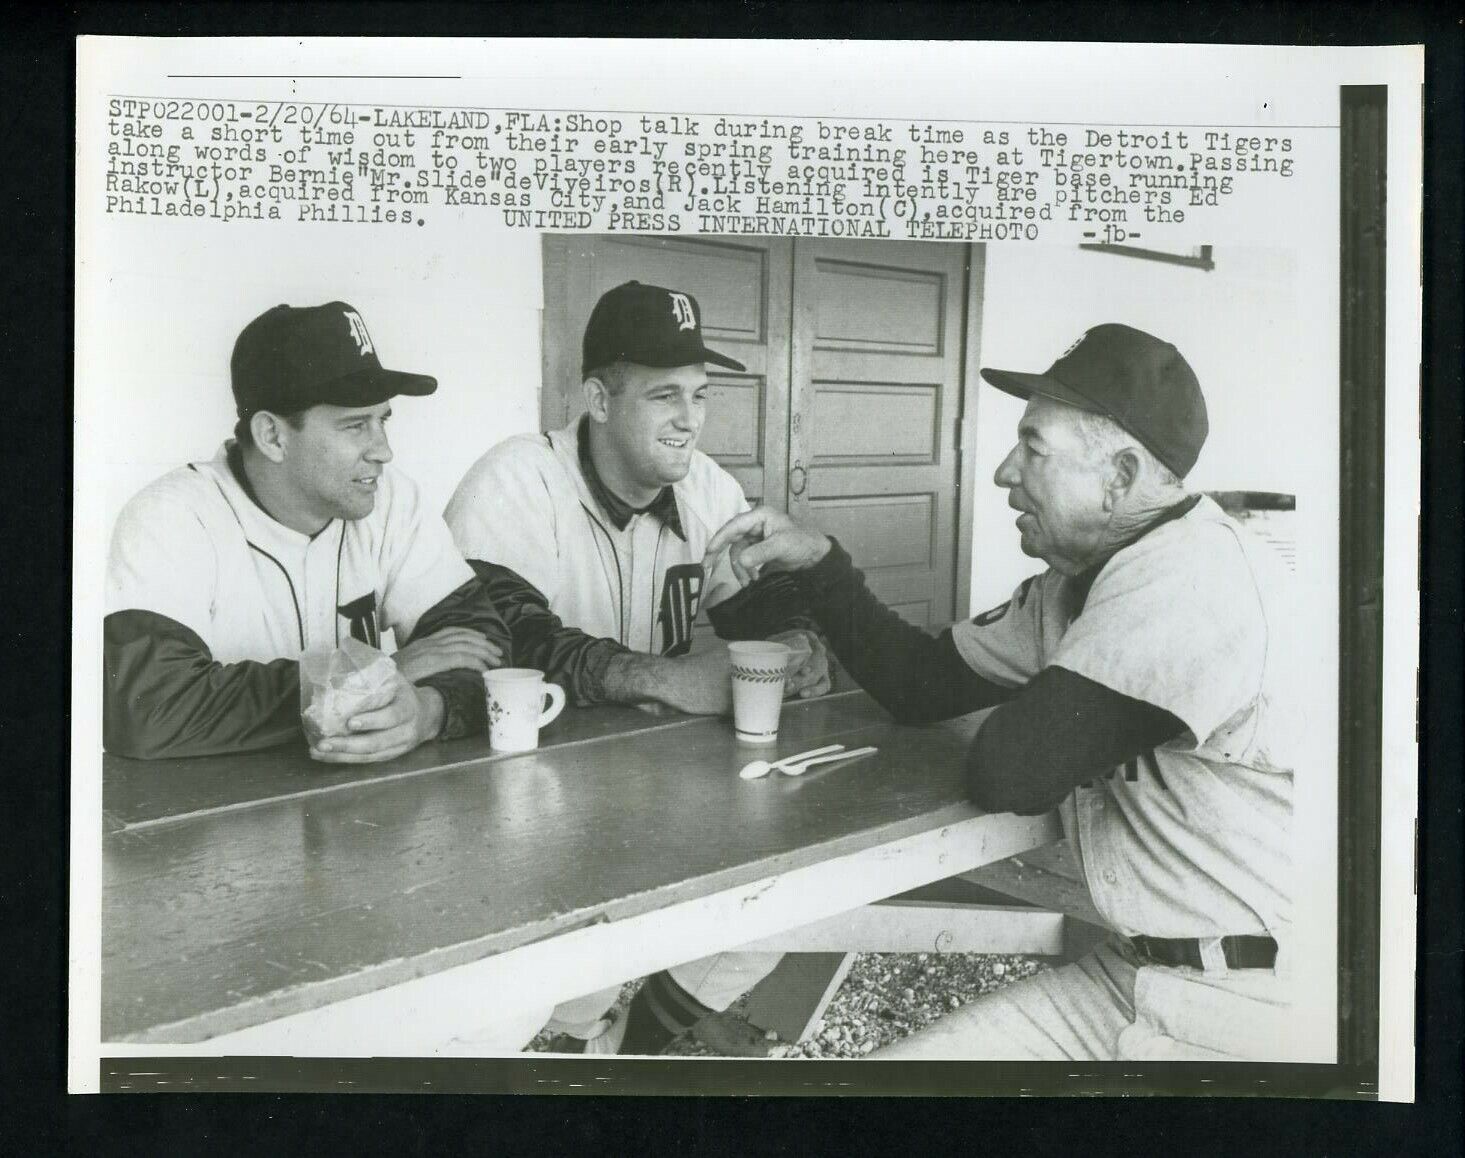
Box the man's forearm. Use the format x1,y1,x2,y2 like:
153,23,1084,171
406,576,518,737
799,540,1015,723
104,609,303,759
966,666,1186,815
595,649,731,717
414,685,447,742
598,651,675,706
467,560,634,706
407,674,462,738
707,571,818,641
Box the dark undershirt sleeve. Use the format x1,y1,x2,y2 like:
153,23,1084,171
402,577,516,740
103,609,304,759
705,571,819,640
465,560,631,707
797,539,1017,723
966,665,1187,815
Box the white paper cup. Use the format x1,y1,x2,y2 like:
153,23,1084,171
729,641,792,744
482,668,567,753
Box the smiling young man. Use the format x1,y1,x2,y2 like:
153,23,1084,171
448,280,829,671
105,301,735,766
706,324,1298,1061
446,280,827,1055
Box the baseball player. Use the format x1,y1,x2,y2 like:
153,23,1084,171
104,300,739,766
445,280,829,1055
705,324,1297,1060
446,280,827,668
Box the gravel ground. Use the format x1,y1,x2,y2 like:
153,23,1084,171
527,952,1048,1057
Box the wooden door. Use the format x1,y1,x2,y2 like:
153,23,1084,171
542,235,980,628
542,235,791,508
788,241,970,629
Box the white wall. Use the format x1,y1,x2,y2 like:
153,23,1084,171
93,233,1319,615
91,219,546,536
965,244,1317,614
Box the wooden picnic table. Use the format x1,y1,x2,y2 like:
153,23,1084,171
102,691,1060,1051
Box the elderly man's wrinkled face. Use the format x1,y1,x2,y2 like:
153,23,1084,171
993,396,1114,574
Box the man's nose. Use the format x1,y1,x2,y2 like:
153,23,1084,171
366,425,393,463
993,445,1021,488
672,397,697,430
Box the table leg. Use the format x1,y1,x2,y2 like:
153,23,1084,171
742,952,856,1044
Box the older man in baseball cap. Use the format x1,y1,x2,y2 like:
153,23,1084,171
705,324,1297,1061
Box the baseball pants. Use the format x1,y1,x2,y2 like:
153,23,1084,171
869,936,1293,1061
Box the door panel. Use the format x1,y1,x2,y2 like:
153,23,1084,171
789,241,968,631
809,382,940,464
811,263,947,354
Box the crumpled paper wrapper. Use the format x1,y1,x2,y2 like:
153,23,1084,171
299,638,399,748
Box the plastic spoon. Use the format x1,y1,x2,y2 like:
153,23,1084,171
738,744,846,780
778,746,879,777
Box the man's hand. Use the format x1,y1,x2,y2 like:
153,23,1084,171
310,671,444,763
704,509,832,587
656,642,734,716
393,627,504,682
771,629,832,700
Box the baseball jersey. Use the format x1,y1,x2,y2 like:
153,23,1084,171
950,495,1297,942
104,441,516,759
109,443,475,661
445,419,750,657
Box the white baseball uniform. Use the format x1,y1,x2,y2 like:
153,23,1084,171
876,494,1299,1060
445,419,749,656
109,444,473,659
105,442,499,758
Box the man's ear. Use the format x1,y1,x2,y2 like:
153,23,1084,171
582,376,611,424
1105,447,1142,508
250,411,290,464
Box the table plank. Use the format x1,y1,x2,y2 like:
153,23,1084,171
103,693,1015,1041
103,691,887,830
135,808,1058,1050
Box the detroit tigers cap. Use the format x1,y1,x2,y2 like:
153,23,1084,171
231,301,438,419
581,280,746,376
981,323,1209,478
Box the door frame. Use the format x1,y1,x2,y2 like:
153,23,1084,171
540,235,987,623
953,243,987,620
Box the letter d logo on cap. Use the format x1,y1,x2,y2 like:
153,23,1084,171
344,309,375,356
668,292,696,332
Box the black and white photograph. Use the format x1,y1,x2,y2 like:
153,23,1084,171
69,38,1424,1098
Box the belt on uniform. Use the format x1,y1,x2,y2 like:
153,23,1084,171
1129,934,1278,970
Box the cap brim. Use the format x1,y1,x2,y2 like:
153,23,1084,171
980,368,1103,414
701,348,747,372
326,366,439,407
627,346,748,373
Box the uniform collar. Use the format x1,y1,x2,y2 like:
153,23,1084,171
1071,492,1203,611
223,439,335,542
576,415,686,540
225,440,266,511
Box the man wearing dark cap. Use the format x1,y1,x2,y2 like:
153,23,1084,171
706,324,1297,1060
105,301,739,765
447,281,828,1054
448,281,829,671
